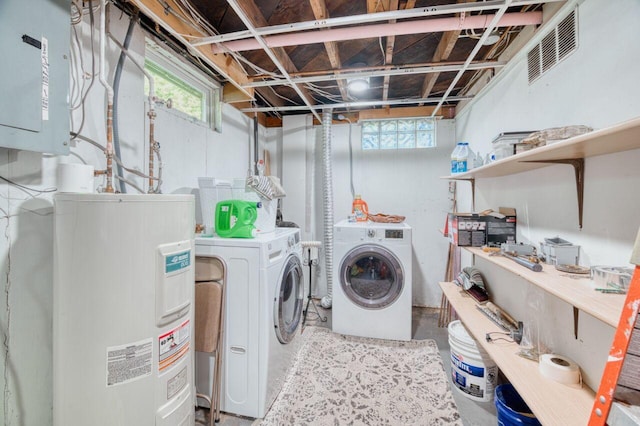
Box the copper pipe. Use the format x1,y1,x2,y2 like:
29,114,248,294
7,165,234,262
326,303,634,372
105,102,115,193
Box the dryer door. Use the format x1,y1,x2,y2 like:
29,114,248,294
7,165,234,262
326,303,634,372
274,254,304,344
340,244,404,309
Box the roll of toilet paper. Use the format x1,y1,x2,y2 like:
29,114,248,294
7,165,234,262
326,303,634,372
539,354,581,386
57,163,95,193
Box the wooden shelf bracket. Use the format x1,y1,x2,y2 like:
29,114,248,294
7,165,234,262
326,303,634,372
521,158,585,229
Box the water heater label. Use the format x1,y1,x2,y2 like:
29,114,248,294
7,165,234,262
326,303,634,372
159,320,190,372
165,250,191,274
106,338,153,387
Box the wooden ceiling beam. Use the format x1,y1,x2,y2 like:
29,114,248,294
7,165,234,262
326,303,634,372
368,0,391,14
381,0,414,101
234,0,316,108
358,105,455,120
419,0,472,101
131,0,253,99
309,0,349,101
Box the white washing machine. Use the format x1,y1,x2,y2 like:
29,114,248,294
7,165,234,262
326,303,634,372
194,228,304,419
333,219,412,341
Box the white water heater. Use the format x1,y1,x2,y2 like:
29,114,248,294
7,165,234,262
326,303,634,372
53,194,195,426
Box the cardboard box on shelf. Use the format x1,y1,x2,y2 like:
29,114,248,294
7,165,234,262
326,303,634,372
447,208,517,247
484,207,517,247
447,213,487,247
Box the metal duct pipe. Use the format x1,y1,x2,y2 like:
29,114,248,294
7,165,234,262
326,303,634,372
320,109,334,309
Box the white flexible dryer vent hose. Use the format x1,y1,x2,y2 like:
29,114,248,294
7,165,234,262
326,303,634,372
321,109,334,309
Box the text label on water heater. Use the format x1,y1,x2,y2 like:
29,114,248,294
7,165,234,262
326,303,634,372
165,250,191,274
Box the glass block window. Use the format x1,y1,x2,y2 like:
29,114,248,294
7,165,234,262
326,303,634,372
361,118,436,150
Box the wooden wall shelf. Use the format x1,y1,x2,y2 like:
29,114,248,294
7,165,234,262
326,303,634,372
440,281,595,426
442,116,640,180
440,116,640,227
465,247,625,327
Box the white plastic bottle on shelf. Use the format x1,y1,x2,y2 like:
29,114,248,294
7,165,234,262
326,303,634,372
450,143,462,174
457,142,469,173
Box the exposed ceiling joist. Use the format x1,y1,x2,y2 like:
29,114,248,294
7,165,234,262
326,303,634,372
226,0,321,121
240,95,471,113
381,0,414,102
190,0,562,46
130,0,253,99
432,0,513,116
309,0,349,100
420,30,461,100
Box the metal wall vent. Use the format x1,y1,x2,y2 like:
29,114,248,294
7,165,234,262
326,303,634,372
527,9,578,84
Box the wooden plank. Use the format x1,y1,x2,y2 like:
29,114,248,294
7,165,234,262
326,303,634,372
223,83,253,103
465,247,625,327
358,105,455,120
419,0,470,100
367,0,390,13
264,116,283,128
442,116,640,180
132,0,253,99
309,0,349,100
440,281,595,426
236,0,316,106
381,0,400,101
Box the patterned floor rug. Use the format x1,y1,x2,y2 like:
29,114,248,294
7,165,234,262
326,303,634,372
259,327,462,426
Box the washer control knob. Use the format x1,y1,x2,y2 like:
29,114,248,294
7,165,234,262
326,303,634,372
367,229,376,238
288,236,295,247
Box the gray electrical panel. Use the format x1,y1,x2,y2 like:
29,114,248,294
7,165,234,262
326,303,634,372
0,0,70,154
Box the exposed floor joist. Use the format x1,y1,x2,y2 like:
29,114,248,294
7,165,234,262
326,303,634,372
232,0,316,109
309,0,349,101
131,0,254,100
420,0,474,102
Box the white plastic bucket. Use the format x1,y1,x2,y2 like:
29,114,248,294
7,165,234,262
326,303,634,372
198,177,277,235
448,320,498,402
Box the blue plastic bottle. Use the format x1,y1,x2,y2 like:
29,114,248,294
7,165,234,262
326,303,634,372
457,142,469,173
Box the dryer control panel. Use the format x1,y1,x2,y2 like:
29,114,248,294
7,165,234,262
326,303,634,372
385,229,404,239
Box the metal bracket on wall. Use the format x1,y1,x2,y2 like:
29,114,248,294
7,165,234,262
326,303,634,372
449,177,475,211
521,158,585,229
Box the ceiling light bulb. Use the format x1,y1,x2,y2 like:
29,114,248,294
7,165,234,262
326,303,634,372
348,78,369,93
483,31,501,46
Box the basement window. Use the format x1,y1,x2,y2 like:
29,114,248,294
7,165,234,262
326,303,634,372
361,118,436,150
144,40,221,132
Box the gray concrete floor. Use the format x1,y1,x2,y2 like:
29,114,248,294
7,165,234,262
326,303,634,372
196,305,497,425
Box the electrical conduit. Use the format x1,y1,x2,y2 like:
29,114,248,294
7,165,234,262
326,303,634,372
112,13,137,193
108,29,160,193
321,109,334,309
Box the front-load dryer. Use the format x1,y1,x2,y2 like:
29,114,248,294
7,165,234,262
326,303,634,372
194,228,304,418
332,220,412,341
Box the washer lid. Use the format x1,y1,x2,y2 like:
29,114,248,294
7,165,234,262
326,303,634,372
339,244,404,310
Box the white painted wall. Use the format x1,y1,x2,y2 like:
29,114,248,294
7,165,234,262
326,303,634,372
0,7,258,425
454,0,640,391
280,116,456,308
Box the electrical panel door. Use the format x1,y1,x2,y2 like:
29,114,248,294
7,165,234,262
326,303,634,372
0,0,70,154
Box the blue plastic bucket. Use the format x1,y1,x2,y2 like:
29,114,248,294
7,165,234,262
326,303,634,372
495,384,541,426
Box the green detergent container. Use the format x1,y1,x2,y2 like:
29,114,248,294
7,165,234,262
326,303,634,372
215,200,259,238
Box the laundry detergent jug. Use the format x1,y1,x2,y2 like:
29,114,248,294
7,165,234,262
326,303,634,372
352,195,369,222
215,200,259,238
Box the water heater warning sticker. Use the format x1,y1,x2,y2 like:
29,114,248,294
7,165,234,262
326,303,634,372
159,320,190,372
106,338,153,387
